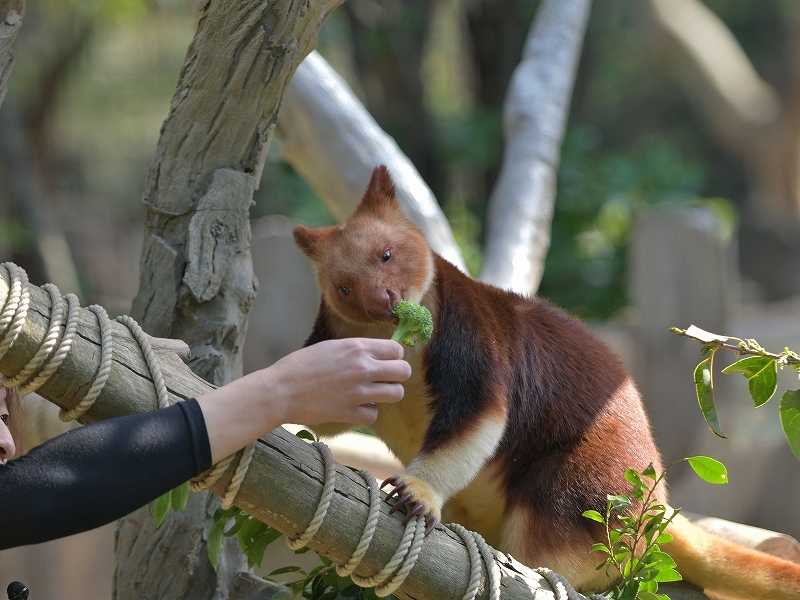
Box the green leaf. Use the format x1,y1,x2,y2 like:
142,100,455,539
237,516,269,545
638,591,661,600
242,527,283,568
583,510,605,523
591,542,611,554
271,587,301,600
295,429,317,441
686,455,729,484
639,579,658,593
207,517,227,570
654,568,683,582
694,356,726,438
608,494,632,510
617,579,639,600
645,551,677,569
153,491,172,527
655,532,674,544
721,356,778,407
780,390,800,460
170,482,190,512
638,568,660,583
642,463,657,480
268,566,306,577
624,469,642,486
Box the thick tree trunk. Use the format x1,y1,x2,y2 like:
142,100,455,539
0,0,23,109
118,1,341,598
479,0,593,295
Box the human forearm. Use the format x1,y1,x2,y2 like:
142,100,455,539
0,400,210,549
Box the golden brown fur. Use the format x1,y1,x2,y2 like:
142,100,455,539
293,165,800,597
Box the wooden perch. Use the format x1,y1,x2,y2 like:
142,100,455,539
0,271,581,600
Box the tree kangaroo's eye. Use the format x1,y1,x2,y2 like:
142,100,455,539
339,286,351,295
382,249,392,263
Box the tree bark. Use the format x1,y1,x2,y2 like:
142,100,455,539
479,0,593,295
0,0,23,109
119,0,342,598
276,50,467,272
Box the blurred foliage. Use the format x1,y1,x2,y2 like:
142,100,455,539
541,129,707,319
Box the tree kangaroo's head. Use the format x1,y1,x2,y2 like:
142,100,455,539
293,165,434,325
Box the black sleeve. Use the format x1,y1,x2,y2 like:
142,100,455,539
0,398,213,550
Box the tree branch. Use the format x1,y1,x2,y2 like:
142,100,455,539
276,51,467,272
641,0,782,155
479,0,592,295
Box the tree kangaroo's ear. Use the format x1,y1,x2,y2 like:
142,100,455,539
355,165,401,218
293,224,335,261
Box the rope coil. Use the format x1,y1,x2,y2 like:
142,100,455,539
0,262,605,600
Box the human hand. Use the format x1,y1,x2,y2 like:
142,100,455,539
264,338,411,427
197,338,410,463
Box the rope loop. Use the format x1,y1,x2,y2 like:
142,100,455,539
59,304,113,422
0,263,30,363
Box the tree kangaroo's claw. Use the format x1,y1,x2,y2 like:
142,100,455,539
406,503,426,520
380,476,398,490
424,515,437,536
389,492,414,514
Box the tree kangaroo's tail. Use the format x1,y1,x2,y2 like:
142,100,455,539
666,514,800,600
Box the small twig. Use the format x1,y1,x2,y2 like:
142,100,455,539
671,325,800,367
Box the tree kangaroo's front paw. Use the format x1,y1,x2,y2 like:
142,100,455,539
381,474,441,535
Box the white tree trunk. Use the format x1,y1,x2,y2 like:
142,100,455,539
277,51,467,272
479,0,593,295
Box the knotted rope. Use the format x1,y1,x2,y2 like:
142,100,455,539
0,262,254,510
284,441,605,600
0,262,604,600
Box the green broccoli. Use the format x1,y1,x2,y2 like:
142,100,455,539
390,300,433,347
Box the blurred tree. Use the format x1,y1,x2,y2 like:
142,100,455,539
639,0,800,301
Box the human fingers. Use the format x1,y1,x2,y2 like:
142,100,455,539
357,338,406,361
343,402,380,425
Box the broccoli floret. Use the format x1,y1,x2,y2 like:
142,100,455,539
391,300,433,347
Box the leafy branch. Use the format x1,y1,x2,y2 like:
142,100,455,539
671,325,800,459
583,456,728,600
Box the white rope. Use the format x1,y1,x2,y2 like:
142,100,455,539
18,293,80,397
286,441,338,550
335,471,381,577
5,283,64,389
0,263,29,362
534,567,607,600
59,305,114,422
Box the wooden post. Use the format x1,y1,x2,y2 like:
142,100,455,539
630,206,739,463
